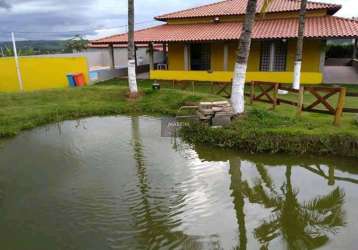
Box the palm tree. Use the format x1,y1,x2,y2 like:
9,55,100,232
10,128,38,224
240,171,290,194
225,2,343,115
231,0,276,114
254,165,346,250
293,0,308,90
230,0,258,114
128,0,138,98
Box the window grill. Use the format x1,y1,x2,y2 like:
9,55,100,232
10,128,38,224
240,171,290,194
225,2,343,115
260,41,287,72
260,42,271,71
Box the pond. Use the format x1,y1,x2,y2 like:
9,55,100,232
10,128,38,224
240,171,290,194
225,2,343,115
0,116,357,250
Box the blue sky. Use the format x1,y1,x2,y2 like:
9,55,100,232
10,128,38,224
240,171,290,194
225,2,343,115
0,0,356,41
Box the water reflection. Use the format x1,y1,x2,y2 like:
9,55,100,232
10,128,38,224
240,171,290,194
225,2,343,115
130,117,204,249
253,166,345,250
0,117,357,250
195,146,355,250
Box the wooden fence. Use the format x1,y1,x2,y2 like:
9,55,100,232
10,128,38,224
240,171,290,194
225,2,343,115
247,81,358,126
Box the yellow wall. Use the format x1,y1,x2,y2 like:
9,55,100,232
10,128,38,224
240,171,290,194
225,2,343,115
0,57,89,92
150,70,323,84
168,39,323,75
287,39,322,72
211,42,224,71
0,58,19,92
168,43,185,70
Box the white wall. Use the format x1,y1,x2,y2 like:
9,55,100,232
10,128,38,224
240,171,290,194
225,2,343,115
86,47,164,70
22,47,165,71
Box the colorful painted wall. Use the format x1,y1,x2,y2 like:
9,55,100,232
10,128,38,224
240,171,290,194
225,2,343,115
0,57,89,92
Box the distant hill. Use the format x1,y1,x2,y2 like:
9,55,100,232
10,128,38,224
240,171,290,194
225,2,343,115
0,40,72,55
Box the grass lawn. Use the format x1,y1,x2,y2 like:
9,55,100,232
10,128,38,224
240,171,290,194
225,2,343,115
1,78,357,157
0,81,223,137
98,78,358,136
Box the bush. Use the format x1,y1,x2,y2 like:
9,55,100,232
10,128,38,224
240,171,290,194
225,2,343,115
326,45,354,58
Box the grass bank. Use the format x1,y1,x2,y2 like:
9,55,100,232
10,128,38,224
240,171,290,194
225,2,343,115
1,78,357,157
181,108,358,158
0,82,223,137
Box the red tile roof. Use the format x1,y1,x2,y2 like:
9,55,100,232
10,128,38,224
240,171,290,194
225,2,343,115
92,16,358,44
87,43,163,49
155,0,341,21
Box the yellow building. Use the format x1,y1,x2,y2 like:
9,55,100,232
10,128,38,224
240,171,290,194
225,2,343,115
92,0,358,84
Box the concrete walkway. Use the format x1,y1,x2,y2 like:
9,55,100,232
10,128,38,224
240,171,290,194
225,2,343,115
324,66,358,84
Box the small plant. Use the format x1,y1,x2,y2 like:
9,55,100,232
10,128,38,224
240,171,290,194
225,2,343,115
354,115,358,127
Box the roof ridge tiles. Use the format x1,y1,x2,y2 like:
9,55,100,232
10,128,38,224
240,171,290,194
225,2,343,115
155,0,341,21
155,0,231,20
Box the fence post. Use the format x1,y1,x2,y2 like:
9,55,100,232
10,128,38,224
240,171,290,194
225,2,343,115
250,81,255,104
296,86,304,116
273,83,279,110
334,87,346,126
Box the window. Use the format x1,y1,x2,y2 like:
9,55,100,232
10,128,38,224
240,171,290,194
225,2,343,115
190,43,211,71
260,41,287,72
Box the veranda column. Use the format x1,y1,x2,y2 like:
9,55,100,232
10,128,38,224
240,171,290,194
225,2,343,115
353,38,357,60
108,44,115,69
163,43,168,65
148,42,154,70
223,43,229,71
184,44,190,70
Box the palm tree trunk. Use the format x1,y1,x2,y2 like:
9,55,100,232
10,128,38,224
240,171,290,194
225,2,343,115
292,0,308,90
128,0,138,97
230,0,258,114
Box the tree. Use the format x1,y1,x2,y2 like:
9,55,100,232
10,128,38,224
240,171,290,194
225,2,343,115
64,35,88,52
127,0,138,98
292,0,308,90
230,0,258,114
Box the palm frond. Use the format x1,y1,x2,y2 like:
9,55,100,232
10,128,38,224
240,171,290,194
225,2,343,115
254,216,281,243
259,0,275,18
304,187,345,213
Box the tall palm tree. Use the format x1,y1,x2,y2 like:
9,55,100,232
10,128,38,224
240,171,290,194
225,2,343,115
128,0,138,98
230,0,258,114
293,0,308,90
231,0,276,114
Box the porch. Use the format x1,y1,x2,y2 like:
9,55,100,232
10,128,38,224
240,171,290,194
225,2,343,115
149,39,325,84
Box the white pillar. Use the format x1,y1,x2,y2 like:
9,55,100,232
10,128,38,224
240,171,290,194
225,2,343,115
149,43,154,70
108,44,115,69
223,43,229,71
319,40,326,72
11,32,24,91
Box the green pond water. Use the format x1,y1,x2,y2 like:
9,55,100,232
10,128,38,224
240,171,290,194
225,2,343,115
0,116,357,250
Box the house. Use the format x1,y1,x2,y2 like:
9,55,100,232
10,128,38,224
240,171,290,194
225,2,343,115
91,0,358,84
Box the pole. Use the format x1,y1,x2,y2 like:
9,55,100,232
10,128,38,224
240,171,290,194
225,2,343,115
11,32,24,91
